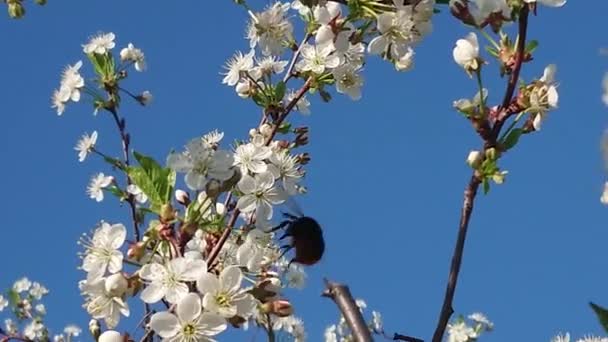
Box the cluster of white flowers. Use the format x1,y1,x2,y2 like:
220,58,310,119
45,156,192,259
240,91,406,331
446,312,493,342
449,0,565,28
552,333,608,342
0,278,80,342
324,299,384,342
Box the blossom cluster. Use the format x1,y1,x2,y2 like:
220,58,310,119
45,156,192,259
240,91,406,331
0,277,81,342
446,313,493,342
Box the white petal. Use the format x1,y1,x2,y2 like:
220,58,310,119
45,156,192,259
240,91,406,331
180,259,207,281
237,174,257,194
176,293,202,322
140,282,165,304
236,195,257,213
367,36,387,55
165,282,189,304
150,312,179,338
185,171,207,190
197,273,220,294
197,313,227,336
376,13,394,33
219,266,242,294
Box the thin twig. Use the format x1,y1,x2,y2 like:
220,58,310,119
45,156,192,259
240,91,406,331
431,174,481,342
322,279,373,342
393,333,424,342
283,33,312,83
206,78,313,270
108,108,141,241
431,7,530,342
491,6,530,141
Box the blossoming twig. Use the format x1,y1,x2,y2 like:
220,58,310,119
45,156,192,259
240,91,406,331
432,7,531,342
322,279,373,342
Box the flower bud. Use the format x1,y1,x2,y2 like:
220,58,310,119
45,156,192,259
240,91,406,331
98,330,123,342
105,273,128,297
136,91,153,106
270,299,293,317
127,241,146,261
466,150,482,169
160,203,175,223
175,189,190,206
249,128,258,137
485,147,498,161
88,319,101,340
8,1,25,19
260,123,273,137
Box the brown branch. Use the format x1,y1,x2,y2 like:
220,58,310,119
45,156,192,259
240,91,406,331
322,279,373,342
431,174,481,342
393,333,424,342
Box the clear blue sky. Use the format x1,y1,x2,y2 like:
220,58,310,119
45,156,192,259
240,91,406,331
1,1,607,341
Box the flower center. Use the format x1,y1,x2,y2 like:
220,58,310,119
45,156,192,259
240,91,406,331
215,292,231,307
182,323,196,337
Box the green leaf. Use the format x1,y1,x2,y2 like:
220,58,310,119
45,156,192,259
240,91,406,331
252,92,267,107
106,185,126,200
502,128,523,151
525,40,539,55
274,81,286,101
87,53,104,77
127,151,176,212
103,156,124,170
484,45,499,58
278,122,291,134
590,302,608,333
483,178,490,195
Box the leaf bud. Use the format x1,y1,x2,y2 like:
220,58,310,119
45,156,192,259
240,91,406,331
7,1,25,19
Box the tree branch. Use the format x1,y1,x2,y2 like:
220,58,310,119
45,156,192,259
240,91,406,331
431,174,481,342
322,279,373,342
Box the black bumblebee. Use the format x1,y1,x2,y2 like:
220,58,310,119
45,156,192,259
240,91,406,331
271,212,325,266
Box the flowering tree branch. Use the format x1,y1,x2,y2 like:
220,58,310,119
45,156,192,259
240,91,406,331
432,6,531,342
322,279,373,342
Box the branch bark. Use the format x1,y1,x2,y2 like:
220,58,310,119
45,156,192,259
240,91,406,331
431,174,481,342
322,279,373,342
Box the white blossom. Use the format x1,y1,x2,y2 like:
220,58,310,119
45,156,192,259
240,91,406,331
75,131,98,162
202,130,224,149
196,265,257,319
252,56,289,78
140,257,207,304
332,64,363,100
35,303,46,315
120,43,146,71
99,330,123,342
4,319,18,335
150,293,227,341
0,295,8,311
63,325,82,337
167,139,235,191
87,173,113,202
80,276,130,329
371,311,383,333
222,50,255,87
185,229,207,260
530,64,559,131
268,150,302,195
296,43,340,74
273,316,306,341
52,61,85,115
453,32,480,73
552,333,571,342
447,321,478,342
468,312,493,330
285,90,311,115
13,277,32,293
24,320,46,340
524,0,566,7
601,182,608,205
30,282,49,300
236,172,287,220
234,142,272,175
80,222,126,280
83,32,116,54
247,2,293,56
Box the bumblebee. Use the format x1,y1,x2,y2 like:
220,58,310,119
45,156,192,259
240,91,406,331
271,213,325,266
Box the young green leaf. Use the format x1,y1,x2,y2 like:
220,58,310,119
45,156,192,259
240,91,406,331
502,128,523,151
590,302,608,333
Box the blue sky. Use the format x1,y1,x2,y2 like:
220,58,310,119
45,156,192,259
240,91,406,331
1,1,607,341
